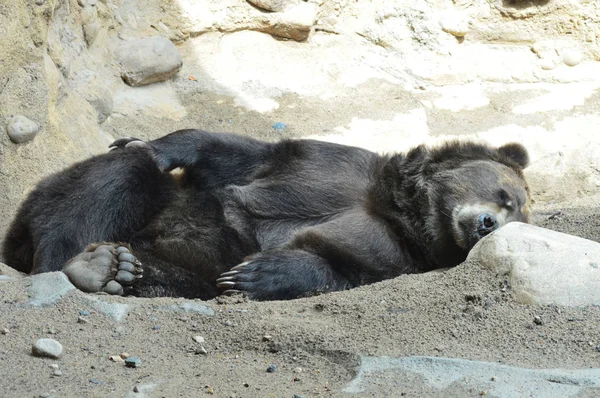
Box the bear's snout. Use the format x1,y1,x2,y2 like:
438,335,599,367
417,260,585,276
476,213,498,237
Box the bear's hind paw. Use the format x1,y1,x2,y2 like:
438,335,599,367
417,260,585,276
62,243,143,296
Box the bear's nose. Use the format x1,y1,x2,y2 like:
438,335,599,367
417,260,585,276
477,213,498,236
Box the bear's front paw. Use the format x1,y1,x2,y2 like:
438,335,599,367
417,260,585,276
216,251,340,301
62,243,143,295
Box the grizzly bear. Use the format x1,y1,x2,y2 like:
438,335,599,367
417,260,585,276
2,129,531,300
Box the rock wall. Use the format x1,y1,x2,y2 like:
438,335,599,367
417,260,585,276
1,0,599,251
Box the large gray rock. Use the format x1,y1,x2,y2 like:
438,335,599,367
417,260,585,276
343,356,600,397
116,36,183,87
467,222,600,306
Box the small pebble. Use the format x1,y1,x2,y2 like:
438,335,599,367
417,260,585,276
262,334,273,342
293,367,303,373
79,310,91,316
89,379,104,385
224,320,234,327
595,345,600,352
293,394,303,398
151,325,160,330
540,59,556,70
32,338,63,359
125,356,142,368
78,316,89,324
267,364,277,373
109,355,124,362
50,364,59,369
562,50,582,67
120,352,130,359
533,316,543,325
193,335,205,344
195,346,208,355
52,369,63,377
272,122,287,130
1,328,8,335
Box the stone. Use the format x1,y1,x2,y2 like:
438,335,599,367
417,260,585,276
28,272,76,307
6,115,40,144
195,346,208,355
247,0,294,12
109,355,124,362
116,36,183,87
440,12,469,38
267,3,317,41
0,263,25,279
562,50,583,67
125,356,142,368
32,338,63,359
343,356,600,395
467,223,600,306
193,335,205,344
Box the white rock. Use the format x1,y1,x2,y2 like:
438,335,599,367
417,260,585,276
116,36,183,87
467,222,600,307
6,115,40,144
540,59,556,70
193,335,205,344
32,338,63,359
562,50,583,67
268,2,317,41
440,12,469,38
247,0,295,12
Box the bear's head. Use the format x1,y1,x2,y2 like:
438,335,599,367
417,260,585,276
390,141,531,267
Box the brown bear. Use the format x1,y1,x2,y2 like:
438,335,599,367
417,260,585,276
2,129,531,300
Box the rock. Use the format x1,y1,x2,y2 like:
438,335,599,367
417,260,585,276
193,335,205,344
125,356,142,368
6,115,40,144
32,338,63,359
533,316,543,325
1,328,9,335
195,346,208,355
440,12,469,38
562,50,583,67
268,3,317,41
272,122,287,130
467,223,600,306
28,272,75,307
116,36,183,87
343,356,600,395
0,263,25,279
52,370,62,377
79,310,91,316
262,334,273,342
109,355,124,362
540,59,556,70
267,364,277,373
247,0,294,12
77,316,89,324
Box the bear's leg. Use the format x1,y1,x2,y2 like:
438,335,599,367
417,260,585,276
62,243,142,295
17,149,175,274
216,250,352,301
110,129,271,188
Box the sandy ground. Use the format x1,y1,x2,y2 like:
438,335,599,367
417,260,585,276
2,28,600,397
1,204,599,398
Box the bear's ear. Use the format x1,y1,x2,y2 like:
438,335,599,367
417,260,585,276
498,142,529,169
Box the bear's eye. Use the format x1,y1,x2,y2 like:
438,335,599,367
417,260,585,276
498,189,514,209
